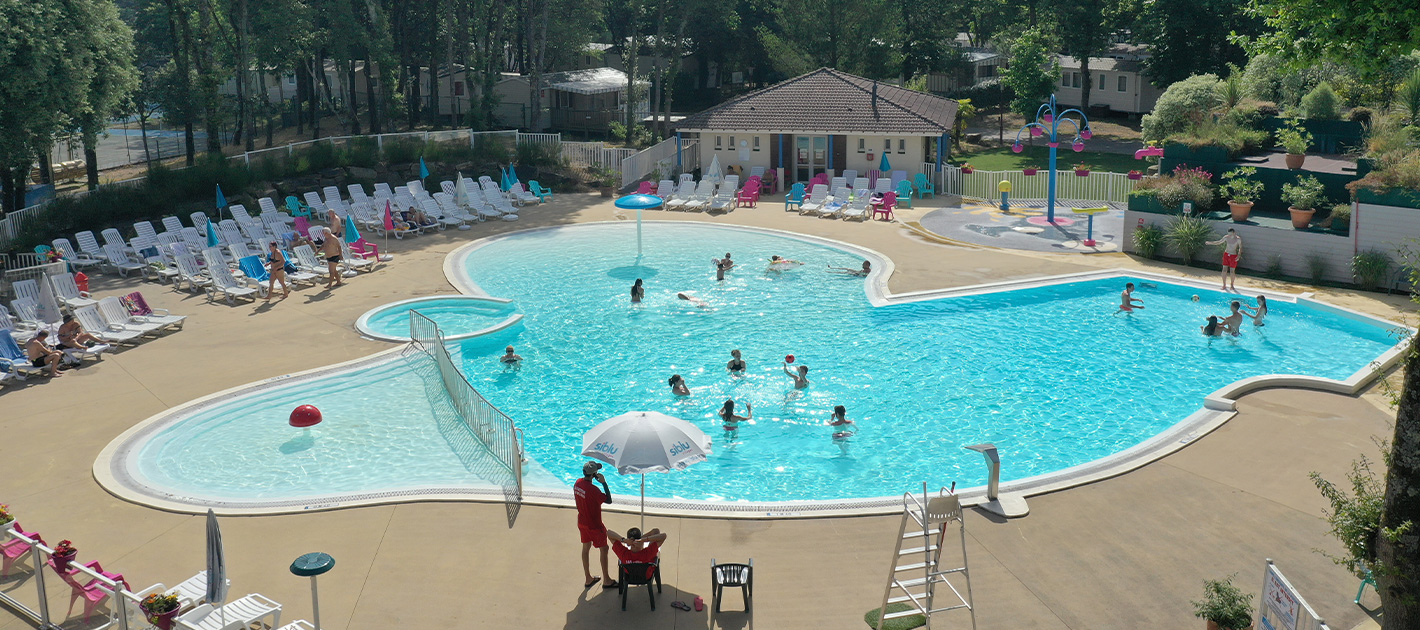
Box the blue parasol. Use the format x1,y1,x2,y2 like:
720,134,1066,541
343,213,361,244
419,157,429,180
879,152,892,172
206,219,220,247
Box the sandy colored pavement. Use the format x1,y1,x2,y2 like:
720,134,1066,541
0,193,1406,630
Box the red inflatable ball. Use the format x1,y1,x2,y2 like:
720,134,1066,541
289,405,323,428
785,355,795,364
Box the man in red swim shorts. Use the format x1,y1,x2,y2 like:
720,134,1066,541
1206,228,1243,291
575,461,615,589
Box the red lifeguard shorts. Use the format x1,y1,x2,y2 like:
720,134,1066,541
1222,253,1239,268
579,524,608,547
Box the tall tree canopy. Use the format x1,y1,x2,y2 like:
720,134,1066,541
1244,0,1420,76
1136,0,1259,86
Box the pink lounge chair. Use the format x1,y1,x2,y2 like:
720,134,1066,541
350,238,380,261
293,216,312,239
2,524,42,577
735,178,761,208
871,191,897,221
636,181,655,195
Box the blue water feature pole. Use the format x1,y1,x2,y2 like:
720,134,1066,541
1010,95,1092,225
615,194,665,256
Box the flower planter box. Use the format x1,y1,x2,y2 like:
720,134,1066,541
1127,171,1142,180
1358,188,1420,210
1074,170,1090,177
1127,196,1170,213
960,167,973,174
1022,168,1038,176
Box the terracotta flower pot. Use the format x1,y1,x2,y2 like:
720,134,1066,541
1075,170,1090,177
598,186,613,198
1284,153,1305,170
1289,206,1315,229
1228,201,1253,222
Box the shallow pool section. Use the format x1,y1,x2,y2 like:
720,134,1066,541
104,222,1407,513
355,295,521,342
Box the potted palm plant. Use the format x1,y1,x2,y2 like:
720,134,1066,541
1276,120,1312,170
1192,575,1254,630
596,168,618,197
1282,175,1326,229
1217,167,1263,222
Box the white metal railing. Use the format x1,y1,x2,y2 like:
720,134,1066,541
560,142,635,174
923,162,1139,205
620,137,697,188
408,310,523,501
0,524,158,630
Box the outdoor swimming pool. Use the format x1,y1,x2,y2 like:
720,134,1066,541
112,223,1404,510
355,295,520,341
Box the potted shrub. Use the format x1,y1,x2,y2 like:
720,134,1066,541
1192,575,1254,630
1217,167,1263,222
1281,175,1326,229
141,593,183,630
51,539,77,571
1023,166,1039,176
1127,170,1143,180
1329,203,1352,232
1276,120,1312,170
1074,163,1090,177
596,168,618,197
960,163,974,174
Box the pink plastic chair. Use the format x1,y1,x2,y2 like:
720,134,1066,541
52,558,128,622
871,191,897,221
350,238,380,261
293,216,312,239
735,178,761,208
2,524,42,576
635,181,655,195
761,169,778,194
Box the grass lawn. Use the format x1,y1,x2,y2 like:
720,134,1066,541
950,145,1143,174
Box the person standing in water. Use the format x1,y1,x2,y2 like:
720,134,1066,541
1241,295,1268,326
726,349,746,373
668,374,691,396
1219,301,1245,335
500,346,523,366
1118,282,1144,313
630,278,644,303
783,361,810,388
1206,228,1243,291
719,399,752,429
1202,316,1224,337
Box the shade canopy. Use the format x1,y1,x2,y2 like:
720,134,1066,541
344,214,361,244
582,411,710,475
205,509,228,606
614,194,664,210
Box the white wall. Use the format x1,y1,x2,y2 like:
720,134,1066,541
1355,202,1420,289
703,133,773,171
1122,211,1355,284
843,135,926,175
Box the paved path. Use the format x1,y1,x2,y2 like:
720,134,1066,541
0,194,1404,630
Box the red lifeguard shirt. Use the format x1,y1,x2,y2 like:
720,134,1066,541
573,477,606,529
613,541,661,579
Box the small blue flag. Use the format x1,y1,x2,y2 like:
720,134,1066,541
215,184,228,209
419,157,429,180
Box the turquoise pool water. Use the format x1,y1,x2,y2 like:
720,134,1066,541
130,223,1401,504
357,296,517,340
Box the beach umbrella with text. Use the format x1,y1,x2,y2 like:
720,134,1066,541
704,155,723,186
582,411,711,528
455,171,471,207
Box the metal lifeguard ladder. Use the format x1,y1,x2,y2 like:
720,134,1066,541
875,484,977,630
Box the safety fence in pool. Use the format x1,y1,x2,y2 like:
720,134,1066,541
407,309,525,504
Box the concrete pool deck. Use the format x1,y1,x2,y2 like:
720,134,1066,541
0,192,1407,630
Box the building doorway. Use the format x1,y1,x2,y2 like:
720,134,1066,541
794,136,827,182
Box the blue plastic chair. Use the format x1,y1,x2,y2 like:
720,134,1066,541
1356,565,1376,604
285,196,312,219
528,180,553,203
913,173,935,199
784,183,806,212
895,180,915,209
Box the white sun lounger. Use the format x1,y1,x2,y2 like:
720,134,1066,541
98,297,164,337
177,594,282,630
52,238,103,269
76,231,110,261
75,304,142,345
798,184,829,214
202,250,258,304
50,273,98,308
103,244,148,278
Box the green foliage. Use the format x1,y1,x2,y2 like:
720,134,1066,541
757,0,903,79
1397,68,1420,126
1282,175,1327,210
1329,202,1353,227
383,139,423,165
1351,149,1420,195
952,99,978,149
1141,74,1221,142
1352,249,1392,290
1218,167,1263,203
516,142,564,168
1164,214,1216,265
1002,28,1058,118
1347,106,1375,125
1362,113,1418,157
1139,166,1216,211
608,121,653,149
1300,81,1341,119
1265,254,1284,278
1191,574,1254,630
1139,0,1258,88
1311,457,1387,577
1167,120,1270,158
1306,252,1330,283
1275,119,1314,154
1132,223,1164,259
1218,66,1245,111
1244,0,1420,77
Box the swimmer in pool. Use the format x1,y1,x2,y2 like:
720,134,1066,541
676,292,710,308
1219,301,1244,335
500,345,522,366
828,405,855,429
1241,295,1267,326
1118,282,1144,313
726,349,746,373
1202,315,1224,337
715,258,730,281
668,374,691,396
768,255,803,268
720,253,734,271
631,278,644,303
719,399,752,429
828,261,871,276
783,362,810,388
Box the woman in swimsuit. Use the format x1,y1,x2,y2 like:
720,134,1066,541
668,374,691,396
726,349,746,373
1201,315,1223,337
57,314,102,349
265,242,292,300
1241,295,1268,326
631,278,644,303
719,399,752,429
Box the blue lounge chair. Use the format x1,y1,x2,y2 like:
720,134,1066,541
285,196,312,219
895,180,915,209
784,183,806,212
912,173,935,199
528,181,554,203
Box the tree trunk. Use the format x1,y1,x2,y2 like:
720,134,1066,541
662,15,688,140
37,147,53,184
427,48,440,127
365,53,381,133
348,59,362,135
407,63,420,130
311,56,322,139
196,0,221,154
296,63,307,135
526,0,548,131
83,130,100,190
1080,57,1092,112
1378,340,1420,628
166,0,197,165
240,0,254,151
0,166,12,216
444,13,456,128
624,9,640,146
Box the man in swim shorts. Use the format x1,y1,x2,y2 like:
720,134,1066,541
1206,228,1242,291
1118,282,1144,313
574,461,615,589
1219,301,1244,335
319,227,344,288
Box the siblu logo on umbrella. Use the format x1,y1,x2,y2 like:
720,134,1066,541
593,441,618,455
668,441,693,456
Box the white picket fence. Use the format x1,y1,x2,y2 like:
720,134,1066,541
561,142,636,173
620,137,699,189
921,162,1138,206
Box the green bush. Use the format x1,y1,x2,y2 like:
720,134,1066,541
1328,202,1352,229
1306,252,1330,283
1282,175,1327,210
1166,120,1269,158
1165,214,1216,265
516,142,564,168
1191,574,1254,630
1142,74,1220,142
1350,148,1420,195
1300,81,1341,120
346,138,380,168
1275,119,1313,154
1352,249,1392,290
1132,224,1164,259
1265,254,1284,278
1346,106,1374,125
383,139,424,165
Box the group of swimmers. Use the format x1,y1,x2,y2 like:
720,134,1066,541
668,349,855,441
1117,282,1269,337
627,254,872,308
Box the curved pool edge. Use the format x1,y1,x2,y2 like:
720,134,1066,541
353,294,523,343
94,223,1415,518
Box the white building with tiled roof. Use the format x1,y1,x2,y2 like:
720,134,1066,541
673,68,959,185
